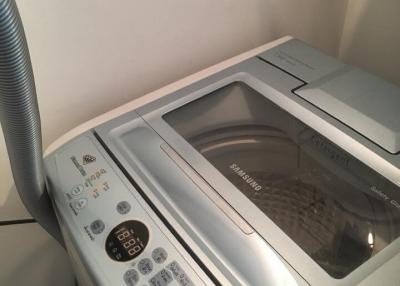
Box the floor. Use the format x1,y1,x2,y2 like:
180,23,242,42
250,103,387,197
0,222,75,286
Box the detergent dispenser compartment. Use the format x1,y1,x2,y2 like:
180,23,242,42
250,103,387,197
295,68,400,154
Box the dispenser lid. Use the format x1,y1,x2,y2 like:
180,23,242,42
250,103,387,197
295,68,400,154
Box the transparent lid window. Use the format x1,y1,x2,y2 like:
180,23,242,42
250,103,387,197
163,82,400,278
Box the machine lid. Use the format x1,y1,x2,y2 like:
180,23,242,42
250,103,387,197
163,82,400,279
295,68,400,154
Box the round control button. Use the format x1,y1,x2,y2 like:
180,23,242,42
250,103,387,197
152,247,168,264
123,269,139,286
71,184,84,196
74,198,87,210
117,201,131,215
90,219,105,235
138,258,153,275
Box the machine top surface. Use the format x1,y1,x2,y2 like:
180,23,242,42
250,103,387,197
46,38,400,286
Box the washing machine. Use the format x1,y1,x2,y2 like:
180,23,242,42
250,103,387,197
43,37,400,286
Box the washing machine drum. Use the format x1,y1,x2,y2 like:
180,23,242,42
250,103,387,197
164,82,400,278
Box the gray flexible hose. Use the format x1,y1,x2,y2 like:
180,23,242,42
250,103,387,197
0,0,62,243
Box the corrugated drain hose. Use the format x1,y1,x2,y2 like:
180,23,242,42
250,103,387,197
0,0,62,243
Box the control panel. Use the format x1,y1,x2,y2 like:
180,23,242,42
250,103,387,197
52,135,208,286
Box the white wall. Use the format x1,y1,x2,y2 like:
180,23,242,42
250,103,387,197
0,1,348,285
339,0,400,87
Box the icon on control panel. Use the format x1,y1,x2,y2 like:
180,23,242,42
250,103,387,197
71,184,84,196
82,154,96,165
74,198,88,210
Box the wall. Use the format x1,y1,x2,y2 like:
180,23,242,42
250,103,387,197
0,1,348,285
1,0,348,221
339,0,400,87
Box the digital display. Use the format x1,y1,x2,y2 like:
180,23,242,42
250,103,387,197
106,220,149,262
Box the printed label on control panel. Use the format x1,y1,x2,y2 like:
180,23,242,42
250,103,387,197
71,156,87,176
167,261,194,286
149,269,173,286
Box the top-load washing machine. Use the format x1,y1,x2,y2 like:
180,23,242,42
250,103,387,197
1,1,399,285
42,37,400,286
